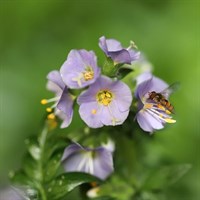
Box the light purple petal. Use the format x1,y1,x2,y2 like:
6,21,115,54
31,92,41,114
99,36,123,54
99,36,140,64
46,80,62,95
149,76,169,93
63,152,87,172
136,110,164,133
62,143,83,162
136,72,152,86
62,144,114,180
0,187,26,200
62,144,88,172
60,49,100,89
135,79,152,100
79,102,104,128
109,49,132,64
106,39,123,51
136,111,154,132
93,148,114,180
47,70,65,90
56,87,74,128
128,49,140,61
78,50,97,68
111,81,132,112
101,101,129,126
136,75,168,100
78,76,131,127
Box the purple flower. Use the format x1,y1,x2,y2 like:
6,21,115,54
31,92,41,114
77,76,132,128
99,36,140,64
61,143,114,180
135,73,176,133
60,49,101,89
41,70,74,128
0,186,34,200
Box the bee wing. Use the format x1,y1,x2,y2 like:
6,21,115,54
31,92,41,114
161,82,180,99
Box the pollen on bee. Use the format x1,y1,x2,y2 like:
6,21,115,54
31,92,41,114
157,104,165,110
91,109,97,114
165,110,172,115
144,103,153,109
41,99,47,105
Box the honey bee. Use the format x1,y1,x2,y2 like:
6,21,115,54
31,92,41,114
148,82,179,114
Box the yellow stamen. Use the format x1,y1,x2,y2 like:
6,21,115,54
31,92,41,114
165,118,176,123
83,71,94,81
97,90,113,106
47,113,56,120
83,66,94,81
91,109,97,114
46,107,52,112
41,99,47,105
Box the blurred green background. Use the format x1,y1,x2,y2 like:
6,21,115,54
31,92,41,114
0,0,199,199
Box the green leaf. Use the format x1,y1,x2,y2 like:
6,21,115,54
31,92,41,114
102,57,116,77
44,150,63,182
10,170,41,200
99,175,135,200
116,67,133,80
46,172,101,200
143,164,192,191
23,154,42,182
44,138,67,162
25,137,41,161
135,191,166,200
10,170,36,187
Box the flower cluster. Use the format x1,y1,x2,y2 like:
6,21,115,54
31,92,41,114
41,36,177,179
41,36,138,129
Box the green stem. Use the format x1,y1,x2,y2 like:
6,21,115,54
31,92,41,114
38,184,47,200
37,123,49,200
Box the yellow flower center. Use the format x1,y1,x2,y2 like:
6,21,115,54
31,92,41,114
96,90,113,106
83,67,94,81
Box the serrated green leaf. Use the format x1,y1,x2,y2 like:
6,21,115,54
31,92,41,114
44,150,63,182
143,164,192,191
46,172,100,200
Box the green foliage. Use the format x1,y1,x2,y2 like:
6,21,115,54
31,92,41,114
116,67,134,80
1,1,198,199
98,175,135,200
102,57,116,77
142,164,192,191
47,172,100,200
10,122,101,200
92,197,116,200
